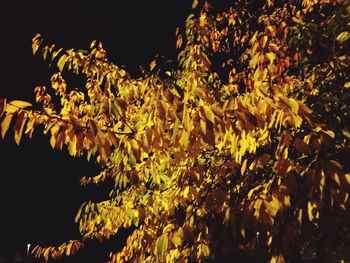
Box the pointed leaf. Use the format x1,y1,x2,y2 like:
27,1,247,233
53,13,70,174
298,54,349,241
14,111,27,145
1,114,13,139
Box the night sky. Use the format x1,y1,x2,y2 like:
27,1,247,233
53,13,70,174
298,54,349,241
0,0,191,259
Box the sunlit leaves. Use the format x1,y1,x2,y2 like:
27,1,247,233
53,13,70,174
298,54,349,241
1,0,350,262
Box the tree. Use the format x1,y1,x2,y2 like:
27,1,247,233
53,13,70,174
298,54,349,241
1,0,350,262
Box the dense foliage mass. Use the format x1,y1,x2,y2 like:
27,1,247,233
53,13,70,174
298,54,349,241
1,0,350,262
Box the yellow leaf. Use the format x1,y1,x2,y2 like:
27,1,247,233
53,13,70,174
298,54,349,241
249,31,258,45
260,35,268,48
1,114,13,139
336,31,350,43
267,235,273,245
32,33,43,55
298,209,302,225
183,186,190,198
50,135,56,149
266,52,276,64
241,159,247,175
203,105,215,124
345,174,350,184
171,234,182,248
200,118,206,135
249,53,259,68
270,254,285,263
68,135,77,157
323,130,335,138
201,244,210,257
149,59,156,71
179,130,189,147
66,242,72,256
224,207,230,224
156,233,168,257
57,54,68,72
265,196,279,218
307,201,318,222
9,100,32,109
333,172,340,187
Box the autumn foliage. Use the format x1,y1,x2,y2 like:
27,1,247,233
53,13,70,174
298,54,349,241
1,0,350,262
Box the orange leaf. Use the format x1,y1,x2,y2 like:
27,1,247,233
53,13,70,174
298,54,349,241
1,114,13,139
241,159,248,175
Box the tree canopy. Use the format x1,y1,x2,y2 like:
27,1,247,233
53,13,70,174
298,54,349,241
1,0,350,262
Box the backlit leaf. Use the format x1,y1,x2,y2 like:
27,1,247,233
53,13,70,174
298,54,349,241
14,111,27,145
9,100,32,109
1,114,13,139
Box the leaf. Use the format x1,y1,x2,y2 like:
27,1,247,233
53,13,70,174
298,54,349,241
336,31,350,43
203,121,215,146
345,174,350,184
51,48,63,62
322,129,335,138
183,186,190,198
266,25,276,37
203,105,215,124
14,111,27,145
241,159,248,175
0,98,5,116
1,114,13,139
293,138,308,154
307,201,319,222
32,33,43,55
9,100,32,109
156,233,168,257
270,254,285,263
341,129,350,139
171,233,182,248
179,129,189,147
265,197,279,218
149,59,156,71
201,244,210,257
66,242,72,256
57,54,68,72
266,52,276,64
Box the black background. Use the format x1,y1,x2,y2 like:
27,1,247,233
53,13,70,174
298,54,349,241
0,0,191,260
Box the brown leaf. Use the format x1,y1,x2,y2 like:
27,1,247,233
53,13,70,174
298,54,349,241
293,138,308,154
0,98,5,116
13,112,27,140
203,121,215,146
